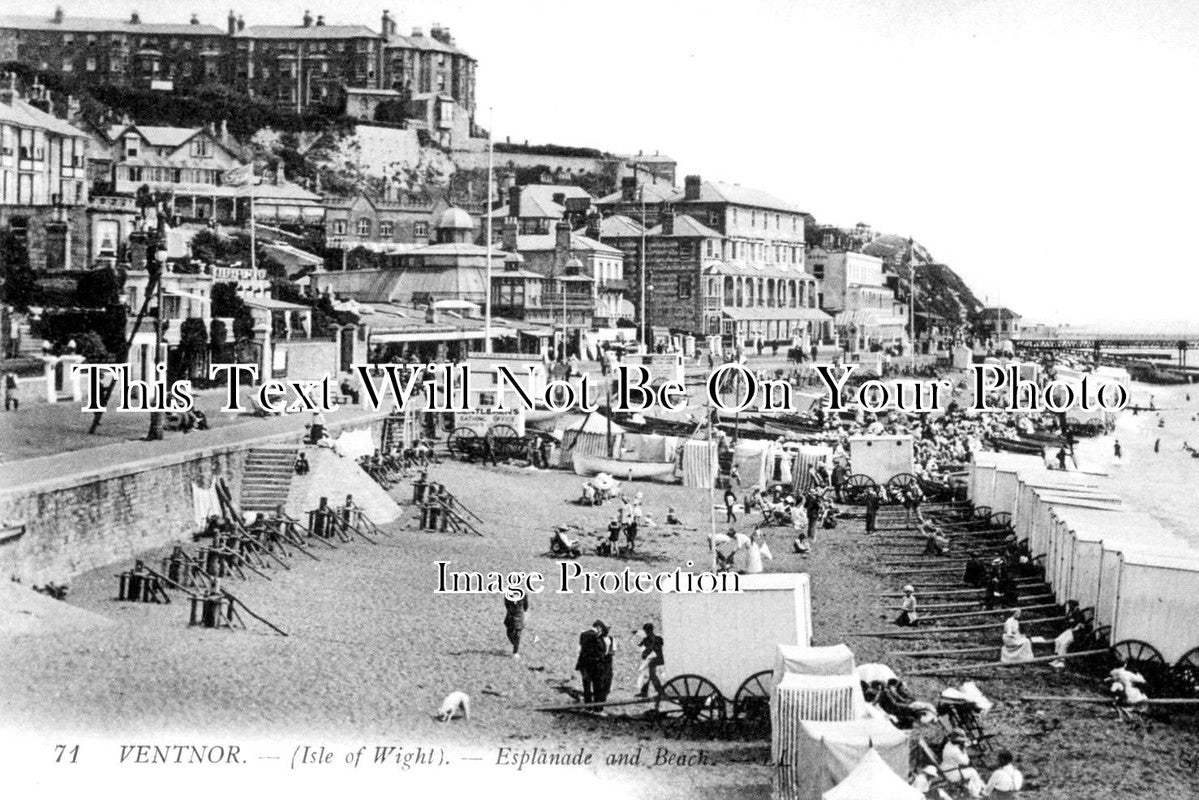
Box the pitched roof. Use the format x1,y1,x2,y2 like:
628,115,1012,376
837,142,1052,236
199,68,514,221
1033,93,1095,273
0,14,224,34
596,181,677,205
674,180,801,213
516,233,623,256
235,25,377,40
648,214,723,239
586,214,646,239
386,32,473,59
0,97,86,138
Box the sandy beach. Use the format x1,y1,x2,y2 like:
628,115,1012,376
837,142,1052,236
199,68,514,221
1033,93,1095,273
2,451,1198,798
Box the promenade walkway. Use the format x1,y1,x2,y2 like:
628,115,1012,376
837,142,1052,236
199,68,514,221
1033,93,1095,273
0,397,389,493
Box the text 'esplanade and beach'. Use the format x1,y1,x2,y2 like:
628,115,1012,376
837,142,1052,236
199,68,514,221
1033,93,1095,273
70,362,1130,416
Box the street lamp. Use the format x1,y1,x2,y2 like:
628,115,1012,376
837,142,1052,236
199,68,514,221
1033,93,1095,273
147,246,169,441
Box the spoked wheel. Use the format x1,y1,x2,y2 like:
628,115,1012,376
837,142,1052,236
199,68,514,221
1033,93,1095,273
487,424,523,458
656,674,726,736
731,670,773,734
446,427,478,458
886,473,920,496
1111,639,1170,687
1170,648,1199,698
973,506,993,521
841,474,877,504
991,512,1013,530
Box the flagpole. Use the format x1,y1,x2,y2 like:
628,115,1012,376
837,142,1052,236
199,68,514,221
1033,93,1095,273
484,107,494,354
249,167,257,273
908,238,915,373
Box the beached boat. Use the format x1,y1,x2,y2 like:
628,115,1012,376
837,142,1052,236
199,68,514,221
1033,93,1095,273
572,452,677,480
990,436,1046,456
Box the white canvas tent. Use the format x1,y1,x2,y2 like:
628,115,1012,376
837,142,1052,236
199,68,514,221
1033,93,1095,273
559,412,624,465
774,718,909,800
822,749,922,800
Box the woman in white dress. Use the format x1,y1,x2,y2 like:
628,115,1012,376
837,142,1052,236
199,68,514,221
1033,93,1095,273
1000,609,1034,663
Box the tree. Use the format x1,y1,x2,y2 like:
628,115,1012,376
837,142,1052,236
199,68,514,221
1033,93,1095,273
76,266,123,308
209,318,228,362
74,331,112,362
178,317,209,379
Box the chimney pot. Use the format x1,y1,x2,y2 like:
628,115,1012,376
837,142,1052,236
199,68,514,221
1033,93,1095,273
130,11,141,24
302,10,313,27
53,6,65,23
316,15,324,25
237,15,244,31
684,174,701,201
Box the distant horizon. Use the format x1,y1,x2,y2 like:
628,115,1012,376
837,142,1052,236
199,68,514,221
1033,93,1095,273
8,0,1199,325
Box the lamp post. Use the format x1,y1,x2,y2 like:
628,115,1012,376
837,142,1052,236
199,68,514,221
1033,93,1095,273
484,107,494,353
146,245,169,441
639,184,647,350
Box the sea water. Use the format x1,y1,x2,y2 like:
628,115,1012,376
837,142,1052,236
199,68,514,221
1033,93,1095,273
1072,382,1199,547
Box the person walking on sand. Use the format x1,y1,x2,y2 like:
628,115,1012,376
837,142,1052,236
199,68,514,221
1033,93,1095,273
503,594,529,659
864,486,881,533
635,623,665,698
592,620,616,709
1155,438,1161,454
1113,439,1122,460
576,623,604,705
724,488,738,523
3,371,17,410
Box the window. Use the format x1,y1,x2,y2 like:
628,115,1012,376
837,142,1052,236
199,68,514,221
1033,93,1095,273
128,167,143,181
190,138,212,158
751,210,756,227
333,220,347,235
677,276,692,299
731,208,738,224
356,218,371,237
61,60,73,72
124,136,139,158
379,221,394,238
414,221,429,238
705,239,713,257
86,57,97,72
708,209,719,226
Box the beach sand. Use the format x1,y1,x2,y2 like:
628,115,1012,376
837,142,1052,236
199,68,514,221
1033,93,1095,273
2,457,1198,798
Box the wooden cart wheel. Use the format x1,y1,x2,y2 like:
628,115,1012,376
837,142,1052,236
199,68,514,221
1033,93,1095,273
446,427,478,458
1111,640,1165,667
886,473,920,495
488,424,520,440
841,474,877,504
656,674,726,734
990,512,1013,530
731,670,773,731
973,506,992,521
1170,648,1199,697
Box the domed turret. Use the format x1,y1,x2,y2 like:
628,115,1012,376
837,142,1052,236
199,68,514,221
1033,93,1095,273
435,207,475,243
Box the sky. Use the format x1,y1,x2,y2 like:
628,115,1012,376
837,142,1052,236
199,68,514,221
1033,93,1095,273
18,0,1199,328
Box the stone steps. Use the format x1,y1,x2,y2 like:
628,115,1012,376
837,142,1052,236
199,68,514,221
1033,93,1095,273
240,446,299,513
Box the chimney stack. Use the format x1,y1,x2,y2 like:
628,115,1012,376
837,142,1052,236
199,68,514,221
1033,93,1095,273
316,15,325,26
501,218,518,253
237,15,245,31
381,10,394,36
227,10,236,35
53,6,64,23
553,220,572,273
659,204,675,236
190,13,199,25
620,176,636,203
275,161,285,185
585,208,602,241
684,175,701,201
302,10,313,27
508,185,522,218
130,11,141,25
